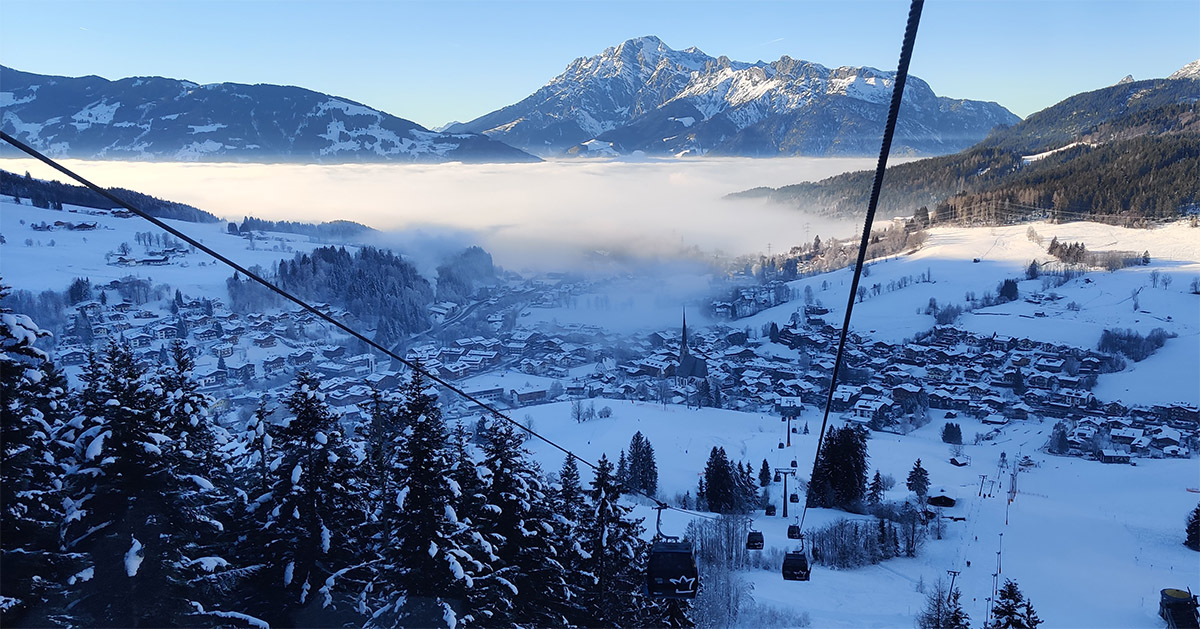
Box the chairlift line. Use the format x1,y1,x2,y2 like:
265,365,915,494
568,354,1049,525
797,0,924,539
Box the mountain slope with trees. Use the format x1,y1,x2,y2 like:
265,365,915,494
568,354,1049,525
731,76,1200,224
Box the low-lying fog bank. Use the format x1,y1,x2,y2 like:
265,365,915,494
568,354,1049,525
1,157,882,271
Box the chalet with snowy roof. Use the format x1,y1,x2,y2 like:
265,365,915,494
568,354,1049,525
1027,372,1058,390
194,327,221,342
60,349,89,366
851,397,893,422
289,350,315,366
1035,357,1065,373
428,302,458,324
1108,427,1142,446
1055,389,1094,408
1099,449,1131,464
262,355,286,376
197,369,227,388
315,362,357,379
227,362,256,382
1005,403,1032,420
510,387,548,407
925,364,953,383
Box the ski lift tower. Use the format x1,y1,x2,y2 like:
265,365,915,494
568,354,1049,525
775,467,798,518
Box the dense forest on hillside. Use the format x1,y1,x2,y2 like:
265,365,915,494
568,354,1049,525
436,246,496,304
0,169,220,223
731,79,1200,225
978,80,1200,153
225,244,496,347
931,135,1199,224
236,216,376,241
731,146,1022,219
226,246,434,345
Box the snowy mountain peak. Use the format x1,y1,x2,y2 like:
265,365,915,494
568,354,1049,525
1168,58,1200,80
452,37,1019,157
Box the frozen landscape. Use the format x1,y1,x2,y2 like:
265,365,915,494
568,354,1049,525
3,180,1197,626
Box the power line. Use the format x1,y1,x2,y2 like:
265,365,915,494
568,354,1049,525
0,129,709,523
800,0,924,531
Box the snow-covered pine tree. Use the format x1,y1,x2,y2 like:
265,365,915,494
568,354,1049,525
868,470,885,506
0,287,75,625
1185,502,1200,551
627,431,659,497
703,447,736,514
552,455,590,625
158,340,220,481
988,579,1041,629
472,421,569,626
907,459,931,502
616,449,630,488
246,370,367,627
759,459,772,487
60,342,223,626
807,426,868,510
946,587,971,629
242,398,277,497
366,369,481,628
831,426,869,509
578,454,663,626
361,386,403,529
448,422,487,529
916,579,970,629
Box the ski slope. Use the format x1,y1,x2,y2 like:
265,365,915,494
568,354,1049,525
487,399,1199,628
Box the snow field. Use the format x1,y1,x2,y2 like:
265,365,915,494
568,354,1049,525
479,399,1200,628
0,199,335,299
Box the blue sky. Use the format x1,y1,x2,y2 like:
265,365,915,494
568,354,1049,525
1,0,1196,129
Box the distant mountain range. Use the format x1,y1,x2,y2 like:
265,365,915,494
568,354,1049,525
0,66,539,163
447,35,1020,158
730,64,1200,224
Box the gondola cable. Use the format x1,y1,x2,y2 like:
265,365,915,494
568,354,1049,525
798,0,925,536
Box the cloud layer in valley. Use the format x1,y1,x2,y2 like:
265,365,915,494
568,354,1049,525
1,156,884,271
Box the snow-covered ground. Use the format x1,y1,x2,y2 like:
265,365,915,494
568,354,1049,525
4,191,1199,627
732,221,1200,406
0,198,342,300
483,399,1200,628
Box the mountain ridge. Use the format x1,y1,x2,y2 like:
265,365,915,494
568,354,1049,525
449,35,1020,158
0,65,540,164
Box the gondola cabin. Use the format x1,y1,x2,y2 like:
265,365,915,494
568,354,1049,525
790,459,797,468
647,541,699,599
782,551,811,581
774,472,782,483
765,504,777,516
746,531,764,550
787,524,801,539
789,493,800,503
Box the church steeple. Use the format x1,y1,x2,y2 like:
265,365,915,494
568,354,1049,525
681,308,690,357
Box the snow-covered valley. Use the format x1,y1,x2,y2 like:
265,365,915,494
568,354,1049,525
2,188,1198,627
